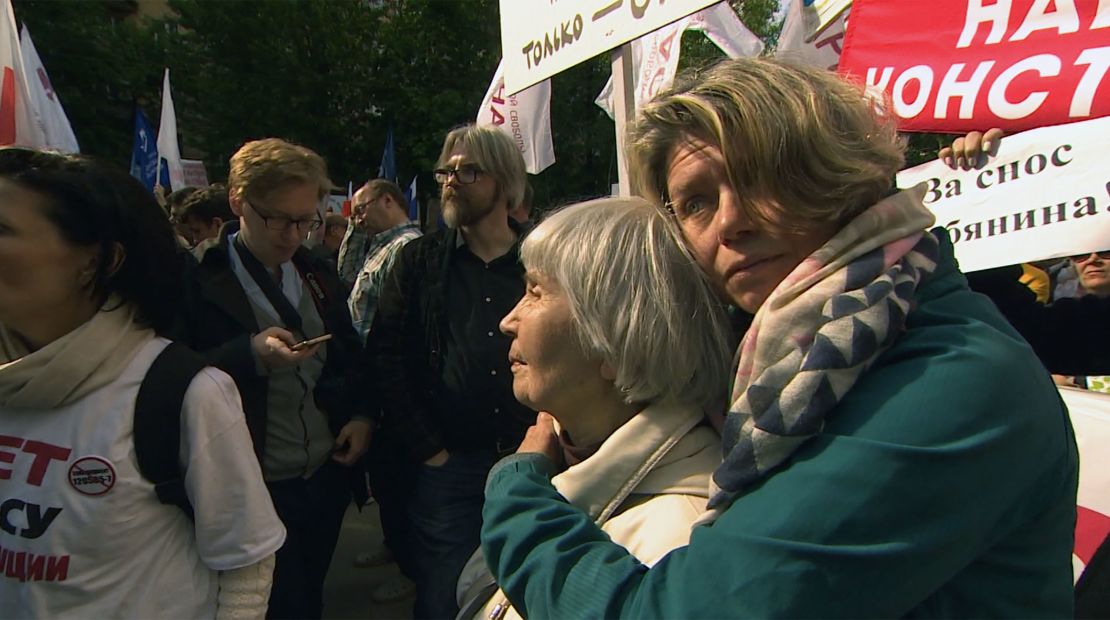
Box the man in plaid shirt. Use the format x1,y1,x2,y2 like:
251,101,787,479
338,179,422,344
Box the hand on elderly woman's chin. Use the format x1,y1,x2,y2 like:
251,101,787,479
516,412,565,471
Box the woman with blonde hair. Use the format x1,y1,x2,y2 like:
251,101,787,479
479,58,1077,617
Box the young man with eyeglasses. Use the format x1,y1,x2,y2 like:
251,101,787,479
181,138,373,619
369,125,535,619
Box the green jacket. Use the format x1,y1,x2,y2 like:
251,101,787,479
480,234,1078,618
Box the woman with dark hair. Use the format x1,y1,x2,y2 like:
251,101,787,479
0,149,285,617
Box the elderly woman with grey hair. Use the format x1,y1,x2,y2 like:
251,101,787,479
457,196,731,620
479,58,1078,617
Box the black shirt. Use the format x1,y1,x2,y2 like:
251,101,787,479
439,236,534,454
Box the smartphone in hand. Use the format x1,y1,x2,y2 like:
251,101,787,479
290,333,333,351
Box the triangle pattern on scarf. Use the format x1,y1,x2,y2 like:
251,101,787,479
800,332,851,371
743,383,780,418
880,298,906,347
714,432,759,493
757,397,788,435
844,247,884,289
849,317,879,366
710,187,940,514
861,278,893,306
790,375,836,435
827,294,869,321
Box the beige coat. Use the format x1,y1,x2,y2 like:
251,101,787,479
474,401,720,620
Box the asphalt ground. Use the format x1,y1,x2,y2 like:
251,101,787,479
323,502,414,620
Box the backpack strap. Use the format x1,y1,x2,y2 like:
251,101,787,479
134,342,207,520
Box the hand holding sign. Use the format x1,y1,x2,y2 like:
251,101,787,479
939,127,1005,169
898,116,1110,272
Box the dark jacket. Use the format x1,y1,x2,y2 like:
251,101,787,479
368,223,531,463
180,221,372,469
966,265,1110,375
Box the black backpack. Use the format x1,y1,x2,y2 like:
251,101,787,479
133,342,208,520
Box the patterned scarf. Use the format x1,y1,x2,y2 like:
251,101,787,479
708,185,939,512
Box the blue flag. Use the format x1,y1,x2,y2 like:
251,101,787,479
403,175,418,223
129,105,161,192
377,125,396,182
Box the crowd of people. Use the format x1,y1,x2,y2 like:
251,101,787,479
0,57,1102,619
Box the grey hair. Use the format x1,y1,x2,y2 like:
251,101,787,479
438,124,527,210
521,197,732,411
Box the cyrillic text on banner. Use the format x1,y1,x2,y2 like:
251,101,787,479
499,0,718,94
896,116,1110,272
839,0,1110,132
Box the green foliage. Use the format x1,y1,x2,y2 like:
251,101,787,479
14,0,168,165
530,57,619,207
680,0,781,73
365,0,503,187
164,0,392,184
14,0,782,205
905,132,953,168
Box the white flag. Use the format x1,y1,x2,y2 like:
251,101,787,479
19,25,78,153
157,68,185,190
776,0,848,72
0,0,43,148
688,2,765,60
595,17,689,119
476,60,555,175
596,2,763,119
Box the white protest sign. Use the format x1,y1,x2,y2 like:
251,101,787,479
181,159,208,187
1057,386,1110,583
896,116,1110,272
500,0,719,95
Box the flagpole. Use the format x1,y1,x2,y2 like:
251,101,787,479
611,43,636,197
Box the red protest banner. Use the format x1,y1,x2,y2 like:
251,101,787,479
839,0,1110,133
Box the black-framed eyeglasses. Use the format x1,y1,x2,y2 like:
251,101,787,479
1070,250,1110,262
433,166,482,185
246,201,322,233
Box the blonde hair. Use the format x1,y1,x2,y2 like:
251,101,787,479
437,124,526,210
521,197,731,410
228,138,333,204
628,58,904,233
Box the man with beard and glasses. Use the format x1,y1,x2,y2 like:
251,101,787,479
368,125,534,619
